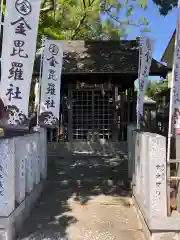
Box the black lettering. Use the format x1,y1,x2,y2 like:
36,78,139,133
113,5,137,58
139,80,144,92
142,65,148,77
49,44,59,55
10,40,28,58
6,84,22,101
11,17,31,36
146,38,152,51
8,62,24,80
48,69,57,81
177,47,180,59
15,0,32,16
46,83,56,95
45,97,55,109
145,51,151,64
47,56,58,67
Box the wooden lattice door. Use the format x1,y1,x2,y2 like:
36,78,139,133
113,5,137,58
69,88,113,140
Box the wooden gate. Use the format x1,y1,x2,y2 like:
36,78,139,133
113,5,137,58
68,87,113,141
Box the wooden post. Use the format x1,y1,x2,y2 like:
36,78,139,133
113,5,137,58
68,83,73,141
120,91,124,140
132,85,136,122
112,85,118,141
127,88,130,124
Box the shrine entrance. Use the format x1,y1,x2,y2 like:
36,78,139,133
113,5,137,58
70,88,113,141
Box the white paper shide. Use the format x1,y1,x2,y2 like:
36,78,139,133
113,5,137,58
39,40,63,128
0,0,41,129
137,37,154,129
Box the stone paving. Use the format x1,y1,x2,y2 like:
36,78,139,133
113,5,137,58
18,154,145,240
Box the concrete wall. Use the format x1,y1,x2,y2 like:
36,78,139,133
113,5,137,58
0,128,47,240
128,125,180,240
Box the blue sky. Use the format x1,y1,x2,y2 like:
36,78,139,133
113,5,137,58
126,1,177,61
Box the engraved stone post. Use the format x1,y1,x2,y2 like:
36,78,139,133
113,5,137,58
134,131,141,195
127,124,137,180
15,136,26,204
139,132,149,216
147,133,167,217
26,136,34,193
0,138,15,216
132,129,138,186
40,128,47,180
32,133,40,185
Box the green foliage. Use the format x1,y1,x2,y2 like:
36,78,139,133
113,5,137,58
152,0,177,16
145,79,168,100
37,0,150,45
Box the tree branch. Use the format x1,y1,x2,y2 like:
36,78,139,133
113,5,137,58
40,0,55,13
82,0,86,9
71,0,96,40
105,9,143,27
40,6,53,13
71,15,87,40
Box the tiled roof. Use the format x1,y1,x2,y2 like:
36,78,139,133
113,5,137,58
34,40,169,76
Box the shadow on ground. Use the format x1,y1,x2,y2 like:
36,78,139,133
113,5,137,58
18,150,131,239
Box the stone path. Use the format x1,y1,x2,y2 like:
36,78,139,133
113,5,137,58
18,154,145,240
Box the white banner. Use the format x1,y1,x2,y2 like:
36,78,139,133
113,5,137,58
39,40,63,128
137,37,154,129
167,1,180,160
0,0,41,129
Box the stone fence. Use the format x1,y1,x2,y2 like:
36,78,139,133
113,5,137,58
0,128,47,240
127,124,180,240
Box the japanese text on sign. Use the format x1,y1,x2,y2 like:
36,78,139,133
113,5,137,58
39,40,63,127
44,43,59,110
6,0,32,101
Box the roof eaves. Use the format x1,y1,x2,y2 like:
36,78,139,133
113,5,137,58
161,30,175,62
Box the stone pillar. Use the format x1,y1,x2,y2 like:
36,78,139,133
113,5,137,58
139,132,149,216
32,133,40,185
26,136,34,193
127,124,137,180
0,138,15,216
147,133,167,217
132,129,138,186
15,136,26,204
40,128,47,180
134,131,141,195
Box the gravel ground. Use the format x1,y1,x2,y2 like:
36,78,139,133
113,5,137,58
18,154,145,240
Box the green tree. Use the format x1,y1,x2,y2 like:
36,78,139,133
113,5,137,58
152,0,177,16
145,79,168,100
37,0,150,45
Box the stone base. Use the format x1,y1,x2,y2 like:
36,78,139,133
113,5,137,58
132,195,180,240
47,141,128,157
0,181,45,240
